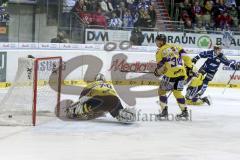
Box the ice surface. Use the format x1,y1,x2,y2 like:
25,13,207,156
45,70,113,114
0,87,240,160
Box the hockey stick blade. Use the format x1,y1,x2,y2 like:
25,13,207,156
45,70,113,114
222,69,237,94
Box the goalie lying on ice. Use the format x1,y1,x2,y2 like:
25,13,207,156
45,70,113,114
65,73,136,123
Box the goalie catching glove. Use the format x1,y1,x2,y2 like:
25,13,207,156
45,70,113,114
116,107,136,123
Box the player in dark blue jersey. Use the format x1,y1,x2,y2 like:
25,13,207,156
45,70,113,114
185,45,240,105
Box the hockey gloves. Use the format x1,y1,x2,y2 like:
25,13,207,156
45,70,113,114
192,55,200,64
236,62,240,70
154,68,161,77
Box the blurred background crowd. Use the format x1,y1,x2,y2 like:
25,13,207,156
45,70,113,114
0,0,240,43
176,0,240,32
64,0,156,29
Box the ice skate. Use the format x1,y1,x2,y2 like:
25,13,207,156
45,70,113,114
176,108,189,120
156,107,168,120
200,96,212,106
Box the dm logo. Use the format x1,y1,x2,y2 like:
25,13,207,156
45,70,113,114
197,35,212,49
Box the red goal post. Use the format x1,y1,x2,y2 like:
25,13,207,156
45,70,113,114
32,57,62,126
0,56,63,126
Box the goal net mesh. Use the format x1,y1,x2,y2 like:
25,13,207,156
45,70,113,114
0,57,62,126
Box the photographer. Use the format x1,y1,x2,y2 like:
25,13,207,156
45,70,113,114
130,27,144,46
51,31,69,43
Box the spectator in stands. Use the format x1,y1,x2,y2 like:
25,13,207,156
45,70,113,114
109,12,123,28
61,0,76,28
176,0,240,31
181,10,193,29
225,0,236,7
126,0,134,7
216,11,233,30
198,0,204,6
194,20,207,33
185,18,193,29
123,9,134,28
72,0,86,12
133,11,140,27
136,7,149,27
202,0,213,26
148,5,156,28
130,27,144,46
212,0,221,22
110,0,118,9
0,0,7,7
84,0,93,11
100,0,113,13
91,8,108,27
138,0,149,11
179,0,192,17
191,0,203,24
114,4,125,20
228,4,238,27
144,10,152,27
218,0,227,12
146,0,152,5
51,32,69,43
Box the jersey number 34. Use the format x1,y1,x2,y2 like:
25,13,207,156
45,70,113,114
170,57,183,67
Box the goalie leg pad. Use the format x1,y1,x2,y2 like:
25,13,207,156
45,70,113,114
65,100,84,119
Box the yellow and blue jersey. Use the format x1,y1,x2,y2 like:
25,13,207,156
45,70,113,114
155,43,193,79
80,81,117,98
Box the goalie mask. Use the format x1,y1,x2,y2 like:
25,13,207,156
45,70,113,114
95,73,106,82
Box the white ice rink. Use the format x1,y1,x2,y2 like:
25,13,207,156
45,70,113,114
0,87,240,160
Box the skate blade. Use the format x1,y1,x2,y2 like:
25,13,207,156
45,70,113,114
156,115,169,121
175,116,189,121
206,95,212,106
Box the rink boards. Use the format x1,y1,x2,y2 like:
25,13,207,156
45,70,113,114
0,46,240,88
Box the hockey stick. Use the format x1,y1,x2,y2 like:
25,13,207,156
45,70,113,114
120,70,154,74
156,91,173,105
222,69,237,94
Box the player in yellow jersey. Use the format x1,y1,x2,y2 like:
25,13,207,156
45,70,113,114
65,73,136,123
185,73,212,106
154,34,194,119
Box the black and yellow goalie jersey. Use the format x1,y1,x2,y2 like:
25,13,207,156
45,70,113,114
80,81,117,98
155,43,193,79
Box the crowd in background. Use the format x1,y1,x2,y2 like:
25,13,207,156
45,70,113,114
63,0,156,29
177,0,240,33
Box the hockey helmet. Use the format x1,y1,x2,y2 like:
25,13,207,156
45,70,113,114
213,45,222,50
155,34,167,43
95,73,106,82
213,45,222,55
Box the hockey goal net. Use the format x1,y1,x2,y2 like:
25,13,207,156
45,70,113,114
0,56,62,126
